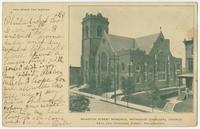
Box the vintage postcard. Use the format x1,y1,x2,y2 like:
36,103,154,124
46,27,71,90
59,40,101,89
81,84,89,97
2,2,198,127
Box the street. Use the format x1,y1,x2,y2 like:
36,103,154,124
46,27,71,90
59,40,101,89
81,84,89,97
87,98,141,113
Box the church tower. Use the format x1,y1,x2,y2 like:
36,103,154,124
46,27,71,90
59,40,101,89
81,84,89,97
81,13,109,84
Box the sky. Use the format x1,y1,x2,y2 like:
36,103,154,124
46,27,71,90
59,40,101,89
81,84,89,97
69,4,195,67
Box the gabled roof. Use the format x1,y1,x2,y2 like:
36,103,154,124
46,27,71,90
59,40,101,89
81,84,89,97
135,33,160,54
104,32,161,54
106,34,135,52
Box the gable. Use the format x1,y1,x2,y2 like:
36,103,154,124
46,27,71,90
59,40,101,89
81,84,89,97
96,32,114,57
134,33,161,54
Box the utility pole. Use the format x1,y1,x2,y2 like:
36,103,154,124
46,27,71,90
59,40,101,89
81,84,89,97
130,49,134,79
110,52,119,104
129,49,131,79
113,53,117,104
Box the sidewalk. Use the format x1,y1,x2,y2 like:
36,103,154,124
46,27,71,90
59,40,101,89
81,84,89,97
70,89,163,113
101,86,185,102
163,97,182,112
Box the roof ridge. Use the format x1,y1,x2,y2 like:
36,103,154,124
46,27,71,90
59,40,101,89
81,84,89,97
135,33,160,39
108,33,134,40
104,32,115,52
108,32,160,40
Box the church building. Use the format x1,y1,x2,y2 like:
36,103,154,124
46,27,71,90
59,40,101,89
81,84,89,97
81,13,182,92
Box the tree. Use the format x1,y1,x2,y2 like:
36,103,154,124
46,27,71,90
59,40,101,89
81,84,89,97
70,95,90,112
145,81,161,112
121,77,135,107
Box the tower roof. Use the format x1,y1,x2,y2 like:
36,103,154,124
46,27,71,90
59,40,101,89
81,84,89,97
82,13,109,24
183,38,193,45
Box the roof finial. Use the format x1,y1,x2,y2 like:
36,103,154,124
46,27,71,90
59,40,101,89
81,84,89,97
97,12,102,17
160,26,162,32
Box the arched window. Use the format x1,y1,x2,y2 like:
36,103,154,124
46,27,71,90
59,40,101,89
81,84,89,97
135,64,141,71
97,26,102,37
191,46,193,55
136,74,141,84
85,25,88,38
157,52,166,80
101,52,107,72
148,66,154,81
121,63,125,71
158,52,166,72
86,61,88,70
170,64,174,79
